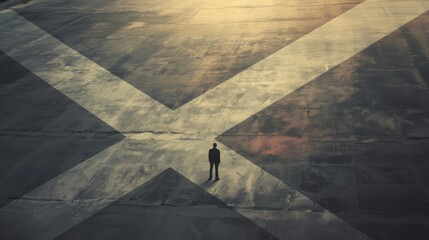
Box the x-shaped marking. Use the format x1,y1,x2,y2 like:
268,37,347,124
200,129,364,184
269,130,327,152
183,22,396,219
1,0,429,239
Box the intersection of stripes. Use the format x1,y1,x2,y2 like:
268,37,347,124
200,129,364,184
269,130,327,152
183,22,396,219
1,0,429,239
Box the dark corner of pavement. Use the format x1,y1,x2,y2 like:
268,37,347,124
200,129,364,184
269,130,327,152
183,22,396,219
1,0,32,10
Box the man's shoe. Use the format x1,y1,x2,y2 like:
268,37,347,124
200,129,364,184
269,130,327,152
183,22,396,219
215,177,220,181
208,176,212,181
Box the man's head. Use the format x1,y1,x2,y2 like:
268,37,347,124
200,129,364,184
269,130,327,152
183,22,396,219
213,143,217,148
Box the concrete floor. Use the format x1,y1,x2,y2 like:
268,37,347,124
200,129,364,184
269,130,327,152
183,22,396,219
1,0,429,240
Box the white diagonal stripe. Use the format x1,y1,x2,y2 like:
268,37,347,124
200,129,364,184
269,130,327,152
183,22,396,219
171,0,429,135
0,9,172,133
1,0,428,239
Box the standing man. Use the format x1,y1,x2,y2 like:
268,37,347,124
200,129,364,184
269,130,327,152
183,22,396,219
208,143,220,181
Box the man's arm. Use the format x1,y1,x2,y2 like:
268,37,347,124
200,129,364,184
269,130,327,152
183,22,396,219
218,149,221,162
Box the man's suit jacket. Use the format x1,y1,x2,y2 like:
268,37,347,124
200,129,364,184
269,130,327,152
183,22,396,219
208,148,220,163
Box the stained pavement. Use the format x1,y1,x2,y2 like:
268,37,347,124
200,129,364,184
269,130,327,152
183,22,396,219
1,0,429,240
219,11,429,240
54,168,277,240
13,0,363,109
0,52,124,208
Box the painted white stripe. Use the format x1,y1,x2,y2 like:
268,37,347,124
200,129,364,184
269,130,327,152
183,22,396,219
172,0,429,135
0,9,172,133
1,0,428,239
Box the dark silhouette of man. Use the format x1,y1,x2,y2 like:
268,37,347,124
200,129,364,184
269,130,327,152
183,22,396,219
208,143,220,181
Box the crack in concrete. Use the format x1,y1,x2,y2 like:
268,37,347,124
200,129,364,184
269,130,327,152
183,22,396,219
10,196,291,211
9,196,64,202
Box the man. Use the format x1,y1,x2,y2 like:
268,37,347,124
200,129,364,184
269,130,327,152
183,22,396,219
208,143,220,181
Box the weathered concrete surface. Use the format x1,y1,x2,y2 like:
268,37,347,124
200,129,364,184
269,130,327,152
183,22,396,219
0,0,29,9
0,52,125,208
219,11,429,240
0,0,429,240
54,168,277,240
12,0,363,109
